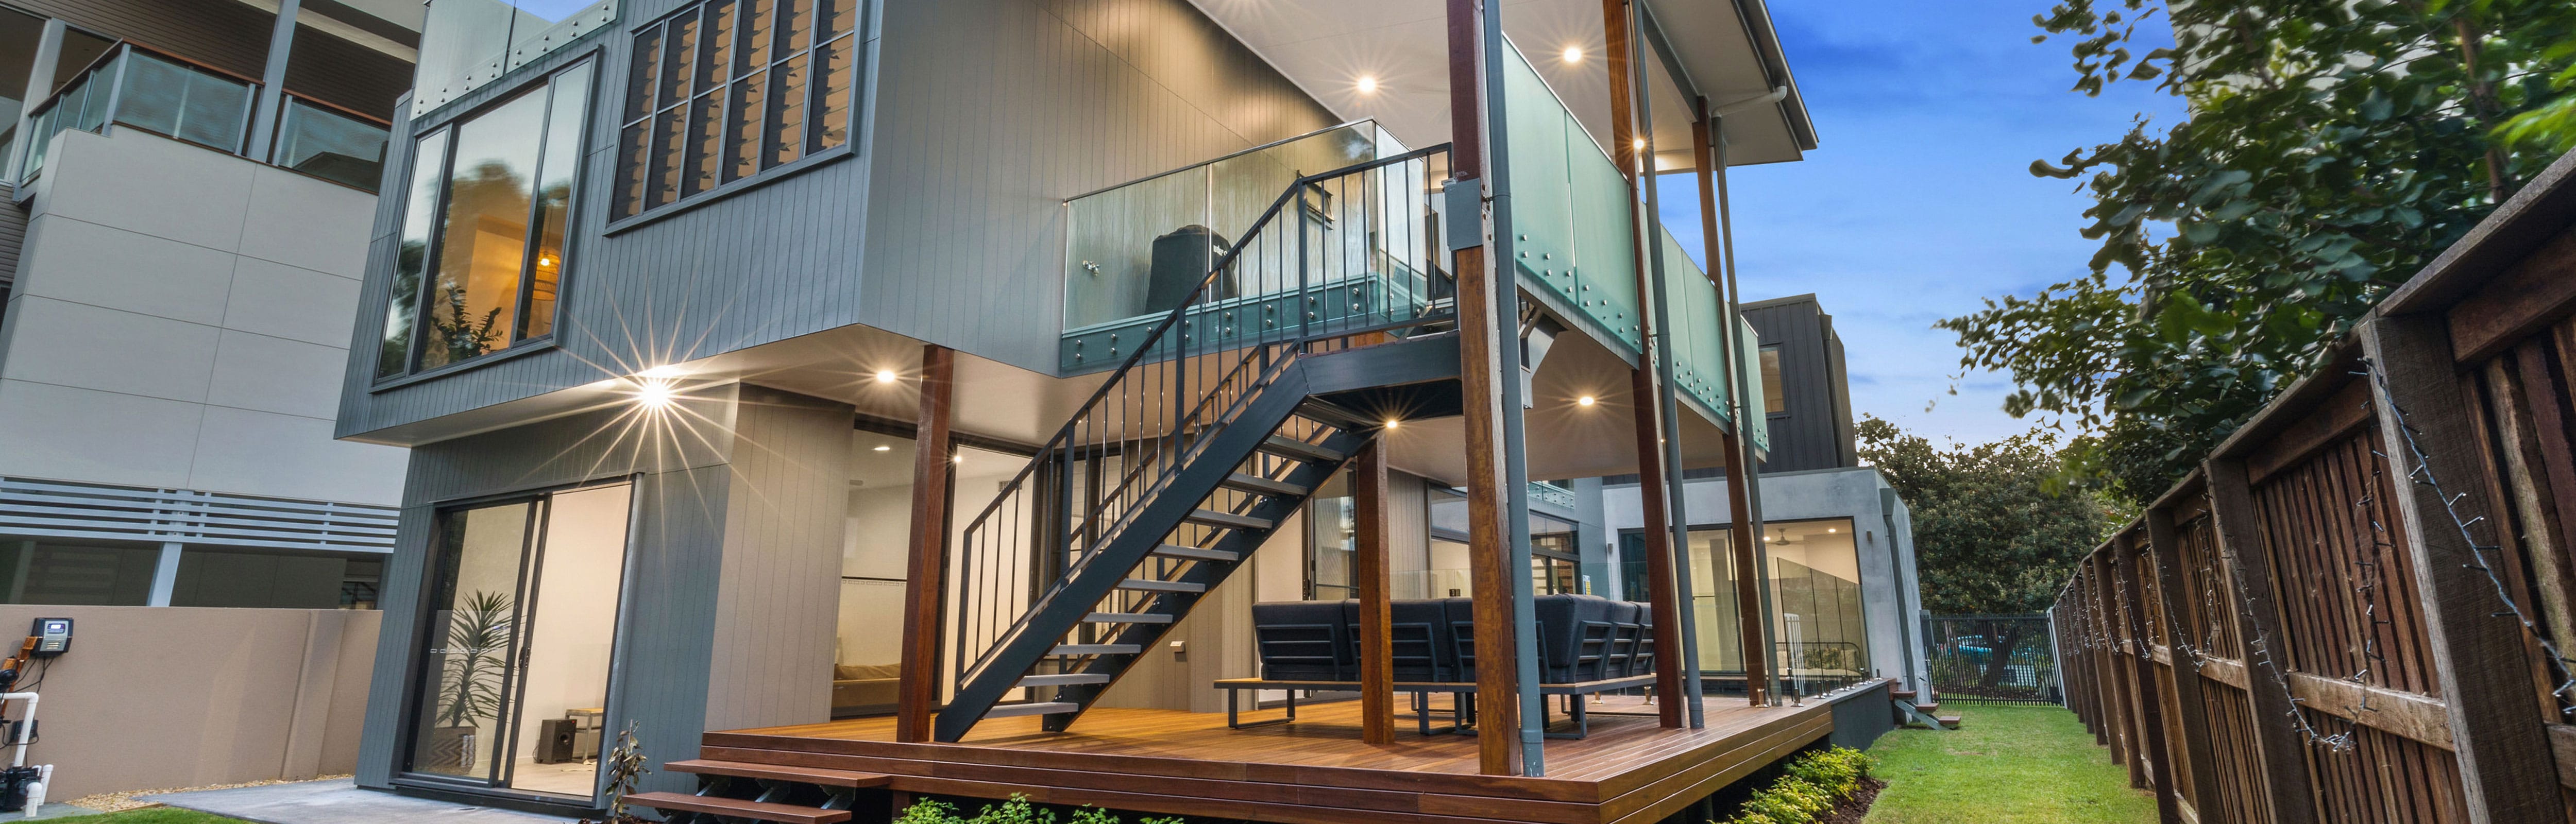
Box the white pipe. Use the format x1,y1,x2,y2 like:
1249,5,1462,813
1714,85,1787,117
4,692,39,817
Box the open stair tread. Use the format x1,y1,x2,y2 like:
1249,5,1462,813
665,759,890,788
1018,673,1113,686
1184,509,1275,530
1116,578,1206,593
1150,544,1240,561
1219,473,1307,496
1053,643,1142,655
986,701,1081,718
1258,435,1347,462
1086,611,1175,624
626,792,852,824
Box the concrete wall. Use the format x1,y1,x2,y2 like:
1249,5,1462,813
0,127,405,506
0,605,379,798
1602,466,1931,694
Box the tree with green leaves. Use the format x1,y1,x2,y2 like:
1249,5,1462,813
1859,417,2125,689
1941,0,2576,501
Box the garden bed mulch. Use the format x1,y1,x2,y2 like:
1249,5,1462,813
1815,777,1887,824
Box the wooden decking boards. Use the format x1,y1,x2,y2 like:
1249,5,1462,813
701,690,1858,824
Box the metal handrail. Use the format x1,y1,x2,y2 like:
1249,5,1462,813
950,145,1454,689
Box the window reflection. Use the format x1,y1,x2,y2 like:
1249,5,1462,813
1654,517,1870,697
421,89,547,370
382,62,594,377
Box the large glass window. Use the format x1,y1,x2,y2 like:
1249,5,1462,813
1637,518,1869,697
1760,345,1786,415
377,63,594,379
613,0,860,220
403,484,632,800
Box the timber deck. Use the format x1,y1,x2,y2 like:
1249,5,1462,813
703,685,1867,824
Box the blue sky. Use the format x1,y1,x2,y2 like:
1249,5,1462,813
1651,0,2184,446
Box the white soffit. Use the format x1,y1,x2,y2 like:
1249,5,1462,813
1187,0,1815,168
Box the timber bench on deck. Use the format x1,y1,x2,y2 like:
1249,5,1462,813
1214,674,1656,738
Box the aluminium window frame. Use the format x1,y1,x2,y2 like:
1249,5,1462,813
376,58,599,385
603,0,863,231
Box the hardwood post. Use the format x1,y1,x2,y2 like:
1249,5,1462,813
2359,312,2568,824
2112,535,2181,822
1355,439,1395,745
895,344,957,744
2092,553,2142,777
1600,0,1684,730
2146,506,2228,824
1688,102,1770,709
1449,0,1528,777
2203,457,2318,824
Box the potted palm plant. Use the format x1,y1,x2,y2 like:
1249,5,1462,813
428,590,514,772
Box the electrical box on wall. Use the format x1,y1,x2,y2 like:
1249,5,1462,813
28,620,67,658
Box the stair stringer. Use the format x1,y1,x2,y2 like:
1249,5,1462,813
934,366,1324,743
1042,423,1375,731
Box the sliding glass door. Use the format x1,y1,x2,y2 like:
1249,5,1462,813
402,483,632,800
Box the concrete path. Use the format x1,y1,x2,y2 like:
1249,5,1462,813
145,779,578,824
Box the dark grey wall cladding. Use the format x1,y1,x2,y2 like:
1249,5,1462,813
857,0,1336,368
354,385,742,791
355,384,854,796
1827,680,1895,750
1747,296,1855,474
340,0,1337,441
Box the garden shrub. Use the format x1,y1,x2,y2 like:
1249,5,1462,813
1717,746,1877,824
897,794,1183,824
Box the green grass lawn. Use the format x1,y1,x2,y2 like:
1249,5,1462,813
43,809,249,824
1862,704,2157,824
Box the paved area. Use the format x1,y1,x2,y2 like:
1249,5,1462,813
0,803,104,821
145,779,577,824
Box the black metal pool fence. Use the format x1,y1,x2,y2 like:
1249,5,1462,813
1924,613,2061,704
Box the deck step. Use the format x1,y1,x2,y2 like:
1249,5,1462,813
664,759,889,788
1051,644,1142,656
627,792,850,824
1218,473,1307,496
1017,673,1113,688
1184,509,1274,531
1258,435,1347,463
1913,701,1940,713
1936,715,1962,729
985,701,1081,718
1150,544,1241,562
1890,689,1918,701
1085,611,1175,624
1116,578,1207,594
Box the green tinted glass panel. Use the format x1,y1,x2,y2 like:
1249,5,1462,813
1568,125,1639,351
1498,47,1577,306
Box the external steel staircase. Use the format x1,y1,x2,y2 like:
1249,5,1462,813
934,145,1456,742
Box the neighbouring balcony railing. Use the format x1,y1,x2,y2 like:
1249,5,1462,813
272,94,392,192
20,42,391,193
1529,480,1579,510
1059,119,1453,372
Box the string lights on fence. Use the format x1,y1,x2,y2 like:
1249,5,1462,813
2361,360,2576,720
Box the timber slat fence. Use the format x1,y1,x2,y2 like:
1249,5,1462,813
2052,147,2576,824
